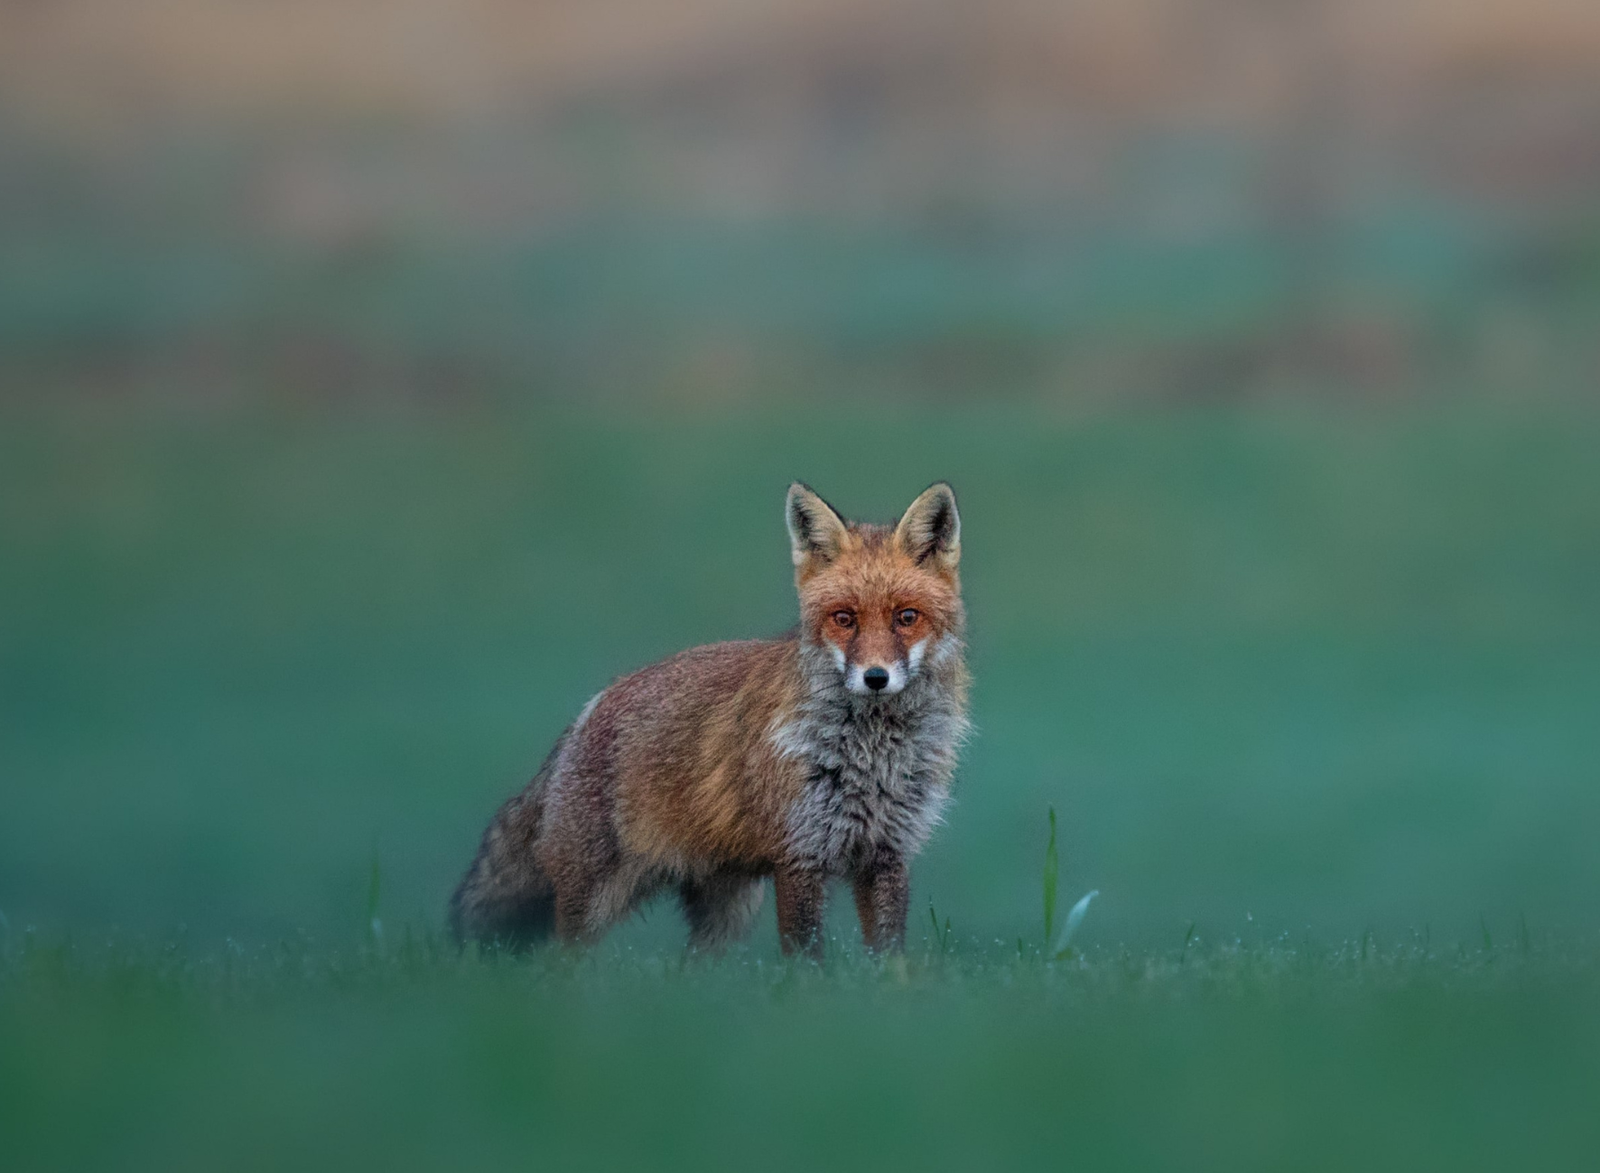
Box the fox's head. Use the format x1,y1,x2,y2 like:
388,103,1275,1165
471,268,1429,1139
786,481,964,697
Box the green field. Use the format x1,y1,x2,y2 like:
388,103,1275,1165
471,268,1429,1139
3,399,1598,1168
5,935,1598,1172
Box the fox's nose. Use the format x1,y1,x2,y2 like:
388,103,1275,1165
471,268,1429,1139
863,667,890,691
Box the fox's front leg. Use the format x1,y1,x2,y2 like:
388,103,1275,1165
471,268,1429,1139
774,863,827,959
852,847,910,953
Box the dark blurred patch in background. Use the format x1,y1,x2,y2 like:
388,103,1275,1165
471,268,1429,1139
1,2,1598,949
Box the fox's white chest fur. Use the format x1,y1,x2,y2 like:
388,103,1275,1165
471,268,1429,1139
774,645,969,873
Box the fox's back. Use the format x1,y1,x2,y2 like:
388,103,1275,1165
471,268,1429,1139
565,637,809,869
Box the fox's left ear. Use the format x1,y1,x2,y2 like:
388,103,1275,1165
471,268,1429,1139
895,482,960,570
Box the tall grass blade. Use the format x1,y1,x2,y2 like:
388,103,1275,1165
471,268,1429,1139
1043,805,1058,945
367,855,384,947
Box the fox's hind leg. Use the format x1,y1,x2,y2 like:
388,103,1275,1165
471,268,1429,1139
680,872,766,953
450,789,555,950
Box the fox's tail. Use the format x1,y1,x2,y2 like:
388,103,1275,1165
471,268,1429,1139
449,779,556,951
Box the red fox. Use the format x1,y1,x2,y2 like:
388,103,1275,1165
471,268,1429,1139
450,482,969,957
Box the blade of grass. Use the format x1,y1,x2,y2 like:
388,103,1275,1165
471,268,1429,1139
366,854,384,947
1043,805,1058,947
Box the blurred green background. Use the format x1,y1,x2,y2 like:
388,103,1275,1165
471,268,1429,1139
2,2,1599,1169
4,402,1599,951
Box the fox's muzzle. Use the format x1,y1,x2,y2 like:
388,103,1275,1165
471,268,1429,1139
845,659,907,696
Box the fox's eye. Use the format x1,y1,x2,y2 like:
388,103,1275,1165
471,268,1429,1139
832,611,855,629
897,609,919,627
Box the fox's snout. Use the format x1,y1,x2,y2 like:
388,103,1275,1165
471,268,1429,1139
828,641,909,695
842,643,925,696
847,658,905,696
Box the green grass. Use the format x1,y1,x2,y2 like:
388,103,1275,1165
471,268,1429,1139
3,397,1598,1169
3,931,1597,1172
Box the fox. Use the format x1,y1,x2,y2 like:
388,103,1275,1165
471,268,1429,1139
449,481,970,958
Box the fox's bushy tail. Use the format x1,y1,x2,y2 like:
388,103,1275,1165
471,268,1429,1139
449,781,556,950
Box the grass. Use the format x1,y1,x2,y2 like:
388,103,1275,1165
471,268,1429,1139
3,800,1596,1171
3,397,1598,1169
3,928,1598,1173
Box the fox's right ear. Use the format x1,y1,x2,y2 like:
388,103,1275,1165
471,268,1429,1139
786,483,849,573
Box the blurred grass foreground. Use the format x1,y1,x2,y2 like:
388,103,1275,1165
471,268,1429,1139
4,935,1599,1172
2,1,1599,1170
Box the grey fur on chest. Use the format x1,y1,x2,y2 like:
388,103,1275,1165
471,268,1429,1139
775,685,967,873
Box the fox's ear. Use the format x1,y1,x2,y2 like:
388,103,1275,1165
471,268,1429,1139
895,482,960,570
786,482,849,570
